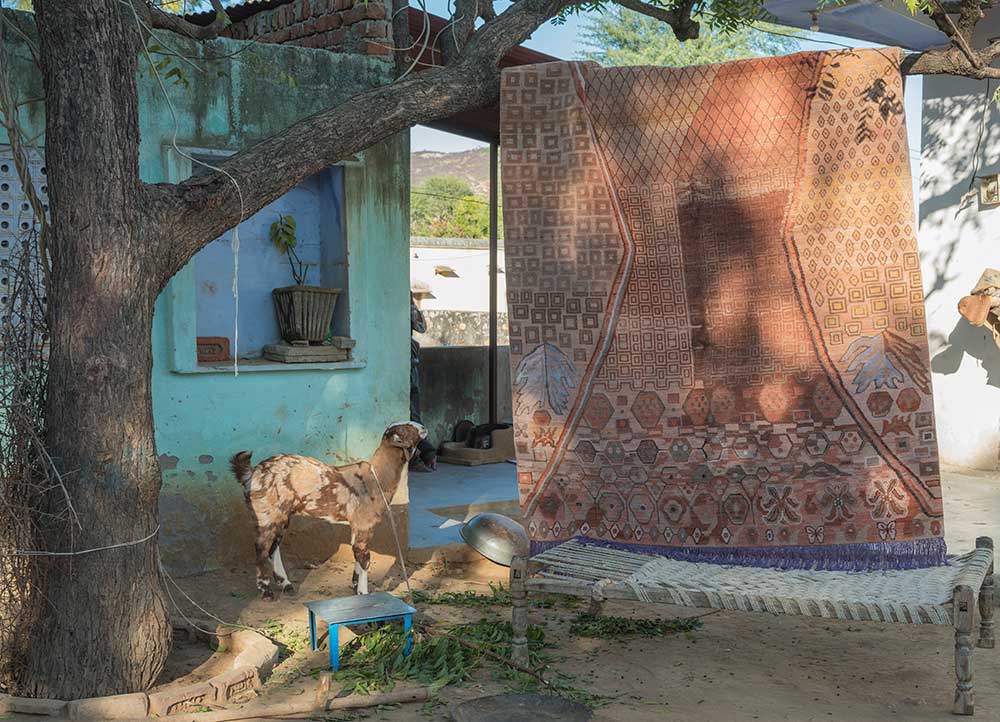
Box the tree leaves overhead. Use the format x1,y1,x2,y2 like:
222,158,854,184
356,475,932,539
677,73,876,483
580,6,800,67
514,343,578,417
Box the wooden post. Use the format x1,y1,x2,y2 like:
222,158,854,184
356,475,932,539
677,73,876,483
488,142,499,426
313,672,332,714
977,537,995,649
953,584,976,715
510,555,529,667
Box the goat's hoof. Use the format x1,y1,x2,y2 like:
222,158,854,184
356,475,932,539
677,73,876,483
282,584,296,596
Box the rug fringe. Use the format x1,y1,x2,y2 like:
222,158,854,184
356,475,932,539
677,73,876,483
529,536,949,571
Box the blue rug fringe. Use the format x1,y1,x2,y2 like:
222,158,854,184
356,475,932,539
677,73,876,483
529,536,949,571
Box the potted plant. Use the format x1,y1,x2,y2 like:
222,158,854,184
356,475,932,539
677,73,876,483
269,214,341,345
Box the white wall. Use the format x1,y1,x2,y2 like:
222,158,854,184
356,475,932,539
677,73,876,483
410,246,508,313
920,16,1000,470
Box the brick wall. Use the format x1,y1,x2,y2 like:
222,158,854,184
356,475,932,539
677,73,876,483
224,0,393,60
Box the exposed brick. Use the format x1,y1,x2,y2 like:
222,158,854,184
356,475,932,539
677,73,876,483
209,666,261,704
293,0,305,22
354,19,389,39
271,27,292,43
362,40,392,58
341,2,386,25
323,28,348,47
315,13,342,32
148,683,214,717
67,693,149,720
288,21,307,39
301,0,312,18
302,17,318,35
312,0,330,13
334,0,354,11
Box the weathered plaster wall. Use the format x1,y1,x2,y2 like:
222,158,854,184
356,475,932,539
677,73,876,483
920,16,1000,471
3,25,411,574
418,345,512,447
136,38,410,574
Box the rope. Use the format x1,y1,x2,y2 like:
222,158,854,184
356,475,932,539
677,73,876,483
369,463,413,601
0,524,159,557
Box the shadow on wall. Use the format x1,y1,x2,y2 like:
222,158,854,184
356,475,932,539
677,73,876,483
931,318,1000,387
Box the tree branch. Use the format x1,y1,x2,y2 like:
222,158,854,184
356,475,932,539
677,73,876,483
615,0,699,40
928,0,982,67
902,37,1000,78
146,0,229,41
151,0,573,282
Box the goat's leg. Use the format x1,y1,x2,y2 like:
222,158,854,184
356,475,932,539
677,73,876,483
351,530,372,595
254,523,282,601
270,543,295,595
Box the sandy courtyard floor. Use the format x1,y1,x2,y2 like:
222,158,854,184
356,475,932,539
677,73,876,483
8,468,998,721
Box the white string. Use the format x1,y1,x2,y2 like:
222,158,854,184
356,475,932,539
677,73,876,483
122,0,244,376
1,525,159,557
370,464,413,600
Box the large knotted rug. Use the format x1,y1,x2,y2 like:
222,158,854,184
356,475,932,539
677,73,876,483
500,48,946,570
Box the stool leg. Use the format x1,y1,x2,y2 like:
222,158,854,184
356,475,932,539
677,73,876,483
403,614,412,657
329,624,340,672
510,555,529,668
954,585,976,715
976,538,994,650
309,611,317,652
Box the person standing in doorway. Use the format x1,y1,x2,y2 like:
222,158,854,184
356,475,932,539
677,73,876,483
410,289,437,472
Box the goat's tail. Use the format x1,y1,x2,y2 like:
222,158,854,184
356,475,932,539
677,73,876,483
230,451,254,485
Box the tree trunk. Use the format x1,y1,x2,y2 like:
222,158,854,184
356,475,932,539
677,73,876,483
14,0,171,698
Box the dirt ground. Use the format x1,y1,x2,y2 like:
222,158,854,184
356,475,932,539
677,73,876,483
7,468,998,721
144,467,1000,722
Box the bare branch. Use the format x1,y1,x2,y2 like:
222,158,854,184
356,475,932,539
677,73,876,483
146,0,229,41
902,38,1000,77
150,0,573,281
615,0,699,40
440,0,498,65
928,0,982,68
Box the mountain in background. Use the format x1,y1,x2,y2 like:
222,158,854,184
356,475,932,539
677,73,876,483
411,147,490,198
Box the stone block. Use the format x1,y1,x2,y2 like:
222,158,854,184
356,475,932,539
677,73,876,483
234,639,280,679
7,696,67,716
209,666,261,703
148,683,214,717
67,692,149,720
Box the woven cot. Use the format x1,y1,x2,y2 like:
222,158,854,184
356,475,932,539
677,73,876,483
508,538,995,715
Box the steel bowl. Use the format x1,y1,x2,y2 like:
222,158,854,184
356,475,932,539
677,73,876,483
451,693,591,722
459,512,529,566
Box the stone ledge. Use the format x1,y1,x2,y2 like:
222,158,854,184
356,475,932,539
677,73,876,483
0,623,277,718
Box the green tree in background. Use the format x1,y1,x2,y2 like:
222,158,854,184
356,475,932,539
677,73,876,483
411,176,491,239
581,8,800,67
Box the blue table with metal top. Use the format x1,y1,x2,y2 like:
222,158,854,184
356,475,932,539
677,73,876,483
305,592,416,671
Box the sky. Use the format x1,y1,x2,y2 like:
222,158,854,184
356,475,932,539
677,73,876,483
410,8,924,180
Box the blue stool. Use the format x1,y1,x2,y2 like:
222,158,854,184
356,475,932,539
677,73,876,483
305,592,416,671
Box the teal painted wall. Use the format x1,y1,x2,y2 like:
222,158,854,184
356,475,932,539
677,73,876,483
3,28,411,574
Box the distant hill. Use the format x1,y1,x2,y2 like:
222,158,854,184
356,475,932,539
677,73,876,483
411,148,490,198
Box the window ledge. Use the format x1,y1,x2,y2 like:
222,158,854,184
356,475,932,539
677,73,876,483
174,358,367,374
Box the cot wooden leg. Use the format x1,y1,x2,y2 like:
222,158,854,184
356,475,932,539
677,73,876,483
954,584,976,715
510,555,529,668
589,578,608,617
976,538,994,650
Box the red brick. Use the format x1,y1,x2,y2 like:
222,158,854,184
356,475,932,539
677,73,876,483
324,28,348,47
342,2,385,24
334,0,354,11
362,40,392,57
271,27,291,43
315,13,342,32
354,19,389,38
301,0,312,18
288,22,306,39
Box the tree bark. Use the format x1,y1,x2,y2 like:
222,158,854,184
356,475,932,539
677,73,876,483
15,0,171,698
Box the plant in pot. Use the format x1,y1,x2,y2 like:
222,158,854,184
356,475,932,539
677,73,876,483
270,214,341,346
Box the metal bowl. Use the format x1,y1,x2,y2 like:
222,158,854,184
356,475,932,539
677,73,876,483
451,693,591,722
459,513,529,566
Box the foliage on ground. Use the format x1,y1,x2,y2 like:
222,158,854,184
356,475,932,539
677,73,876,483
330,617,603,708
411,582,512,608
569,613,703,638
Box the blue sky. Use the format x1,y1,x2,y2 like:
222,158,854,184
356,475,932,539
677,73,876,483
410,9,923,168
